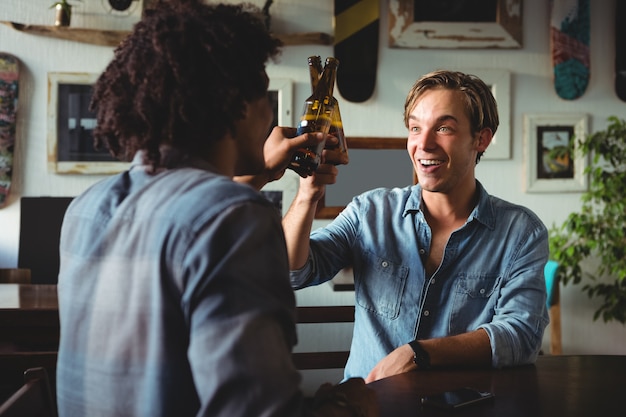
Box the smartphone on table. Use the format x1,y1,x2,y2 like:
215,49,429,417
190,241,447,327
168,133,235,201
420,387,494,410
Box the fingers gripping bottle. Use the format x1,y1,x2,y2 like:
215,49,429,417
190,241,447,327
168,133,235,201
288,57,338,177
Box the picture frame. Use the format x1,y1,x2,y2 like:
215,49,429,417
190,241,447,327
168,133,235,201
47,72,130,174
388,0,523,49
469,69,511,160
260,170,299,217
261,78,296,215
47,75,293,175
315,137,412,219
268,78,293,128
523,113,589,193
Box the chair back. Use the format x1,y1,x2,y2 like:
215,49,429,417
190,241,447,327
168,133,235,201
18,197,74,285
544,260,559,308
0,367,57,417
0,352,58,406
544,260,562,355
293,305,354,370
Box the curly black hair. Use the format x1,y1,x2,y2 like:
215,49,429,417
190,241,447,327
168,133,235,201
90,0,282,170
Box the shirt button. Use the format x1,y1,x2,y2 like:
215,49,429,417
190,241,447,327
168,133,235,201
419,249,426,255
423,310,430,317
430,278,436,285
480,288,486,295
381,261,389,268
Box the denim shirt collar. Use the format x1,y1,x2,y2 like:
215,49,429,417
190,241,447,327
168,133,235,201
403,180,496,230
130,148,217,174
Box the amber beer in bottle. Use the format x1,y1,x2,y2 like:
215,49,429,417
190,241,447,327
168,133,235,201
307,56,349,163
288,58,338,177
324,58,348,162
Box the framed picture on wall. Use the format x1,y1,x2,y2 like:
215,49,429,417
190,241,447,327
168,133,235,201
268,77,293,130
523,113,589,193
47,72,130,174
47,74,294,175
468,69,510,160
260,78,296,215
315,137,412,219
388,0,523,49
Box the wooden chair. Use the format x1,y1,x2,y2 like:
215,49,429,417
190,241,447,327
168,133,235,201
0,352,58,409
293,305,355,370
0,367,57,417
0,269,31,284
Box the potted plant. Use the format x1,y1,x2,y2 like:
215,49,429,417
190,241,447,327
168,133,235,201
549,116,626,323
50,0,81,27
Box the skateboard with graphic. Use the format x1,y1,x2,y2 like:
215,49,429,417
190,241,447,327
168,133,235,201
334,0,379,103
550,0,590,100
0,52,19,208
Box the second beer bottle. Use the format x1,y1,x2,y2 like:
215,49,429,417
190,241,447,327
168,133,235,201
288,57,339,177
308,56,349,164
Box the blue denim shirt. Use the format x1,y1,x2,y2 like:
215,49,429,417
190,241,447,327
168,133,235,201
290,181,549,379
57,154,305,417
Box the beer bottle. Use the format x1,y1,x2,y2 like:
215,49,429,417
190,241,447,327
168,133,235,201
307,56,349,163
288,57,338,177
324,58,349,162
308,55,323,93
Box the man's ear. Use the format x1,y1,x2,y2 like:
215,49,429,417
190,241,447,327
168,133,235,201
476,128,494,152
241,100,250,117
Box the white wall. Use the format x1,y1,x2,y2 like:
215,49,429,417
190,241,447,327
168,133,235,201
1,0,625,393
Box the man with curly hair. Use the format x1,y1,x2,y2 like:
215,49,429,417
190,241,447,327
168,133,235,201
56,1,377,416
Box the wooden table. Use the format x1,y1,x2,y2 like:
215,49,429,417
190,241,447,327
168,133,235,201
2,284,624,416
0,284,59,351
369,355,626,417
0,284,59,403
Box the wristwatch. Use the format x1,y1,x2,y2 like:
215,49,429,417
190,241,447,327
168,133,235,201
408,340,431,370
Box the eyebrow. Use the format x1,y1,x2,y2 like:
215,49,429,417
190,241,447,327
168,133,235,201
408,114,459,124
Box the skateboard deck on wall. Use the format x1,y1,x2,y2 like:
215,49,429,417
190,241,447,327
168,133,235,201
550,0,590,100
334,0,379,103
0,52,19,208
615,1,626,101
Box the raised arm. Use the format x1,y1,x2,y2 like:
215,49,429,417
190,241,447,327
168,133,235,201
283,148,347,270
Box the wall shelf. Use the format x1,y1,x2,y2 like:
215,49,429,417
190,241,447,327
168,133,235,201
2,21,333,47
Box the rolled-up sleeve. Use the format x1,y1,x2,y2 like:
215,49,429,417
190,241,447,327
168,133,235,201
478,221,550,368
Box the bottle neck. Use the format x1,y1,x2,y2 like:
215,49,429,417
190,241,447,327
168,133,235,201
307,55,322,94
313,59,338,105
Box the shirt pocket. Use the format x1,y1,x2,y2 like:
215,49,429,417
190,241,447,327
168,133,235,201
450,273,501,334
355,252,408,320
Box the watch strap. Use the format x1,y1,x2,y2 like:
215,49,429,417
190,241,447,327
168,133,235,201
408,340,431,370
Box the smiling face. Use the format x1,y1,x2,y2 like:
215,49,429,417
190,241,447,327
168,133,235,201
407,88,492,195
